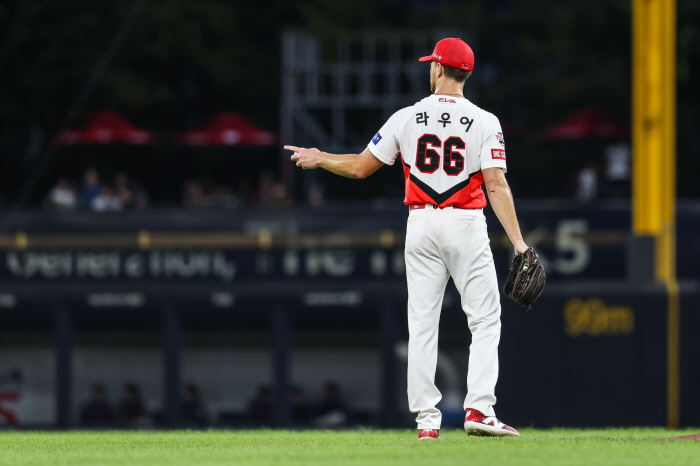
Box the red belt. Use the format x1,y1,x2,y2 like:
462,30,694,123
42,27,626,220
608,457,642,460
409,204,470,210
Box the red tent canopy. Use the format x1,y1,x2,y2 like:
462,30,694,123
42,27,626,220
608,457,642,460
54,111,157,145
178,112,278,146
540,108,629,141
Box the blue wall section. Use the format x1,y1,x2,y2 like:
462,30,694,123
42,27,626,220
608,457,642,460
0,202,699,427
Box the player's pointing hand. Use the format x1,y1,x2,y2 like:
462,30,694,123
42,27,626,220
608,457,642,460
284,145,322,169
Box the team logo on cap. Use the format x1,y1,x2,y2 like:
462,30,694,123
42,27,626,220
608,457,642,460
432,53,442,60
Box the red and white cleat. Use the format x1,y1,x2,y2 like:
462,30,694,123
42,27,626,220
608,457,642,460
418,428,440,440
464,409,520,437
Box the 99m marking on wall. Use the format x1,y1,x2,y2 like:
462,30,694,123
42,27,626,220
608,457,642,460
563,298,634,337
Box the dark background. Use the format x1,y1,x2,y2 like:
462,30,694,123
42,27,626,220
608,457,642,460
1,0,699,206
1,0,699,429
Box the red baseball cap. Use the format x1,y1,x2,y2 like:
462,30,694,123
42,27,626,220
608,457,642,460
419,38,474,71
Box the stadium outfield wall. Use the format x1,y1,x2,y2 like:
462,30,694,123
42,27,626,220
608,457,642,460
0,202,698,428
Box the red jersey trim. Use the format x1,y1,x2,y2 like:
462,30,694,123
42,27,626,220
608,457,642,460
400,157,486,208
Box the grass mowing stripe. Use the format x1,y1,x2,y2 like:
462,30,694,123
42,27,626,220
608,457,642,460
0,429,699,466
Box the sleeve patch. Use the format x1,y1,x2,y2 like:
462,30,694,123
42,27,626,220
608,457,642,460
491,149,506,160
496,132,505,146
372,132,382,144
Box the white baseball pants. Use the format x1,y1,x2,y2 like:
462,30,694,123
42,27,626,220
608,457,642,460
404,206,501,429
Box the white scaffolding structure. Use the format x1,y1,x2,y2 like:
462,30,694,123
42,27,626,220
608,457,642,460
280,31,476,197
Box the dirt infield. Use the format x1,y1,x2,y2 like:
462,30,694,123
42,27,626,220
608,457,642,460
659,433,700,441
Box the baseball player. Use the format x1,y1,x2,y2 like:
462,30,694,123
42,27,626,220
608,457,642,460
285,38,527,439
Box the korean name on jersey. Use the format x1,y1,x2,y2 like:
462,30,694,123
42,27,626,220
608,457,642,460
368,94,507,209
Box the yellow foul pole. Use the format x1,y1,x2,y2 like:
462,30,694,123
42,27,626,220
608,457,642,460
632,0,678,428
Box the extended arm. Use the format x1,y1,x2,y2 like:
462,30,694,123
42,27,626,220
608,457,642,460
482,167,528,254
284,146,384,179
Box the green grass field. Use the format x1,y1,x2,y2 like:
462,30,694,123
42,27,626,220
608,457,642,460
1,429,699,466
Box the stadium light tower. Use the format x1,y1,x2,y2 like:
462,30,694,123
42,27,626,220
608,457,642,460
631,0,678,428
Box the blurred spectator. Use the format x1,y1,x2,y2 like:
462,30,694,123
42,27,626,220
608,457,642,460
181,383,208,427
289,385,312,425
80,383,116,427
247,385,274,425
256,172,293,206
79,168,104,207
116,383,148,427
308,183,325,206
313,381,349,427
213,186,241,208
46,178,78,210
91,186,124,212
575,161,598,202
114,172,149,209
604,143,631,198
0,368,22,426
182,179,212,208
236,177,253,204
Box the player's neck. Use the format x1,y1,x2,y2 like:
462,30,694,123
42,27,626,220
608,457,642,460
433,80,464,98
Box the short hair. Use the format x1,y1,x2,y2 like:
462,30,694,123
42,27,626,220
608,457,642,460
442,64,472,83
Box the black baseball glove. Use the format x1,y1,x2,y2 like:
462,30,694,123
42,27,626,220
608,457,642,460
504,247,546,311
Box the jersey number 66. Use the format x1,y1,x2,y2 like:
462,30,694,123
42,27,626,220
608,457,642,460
416,134,465,176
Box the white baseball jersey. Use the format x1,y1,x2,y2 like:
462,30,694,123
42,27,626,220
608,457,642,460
367,94,507,430
367,94,506,208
